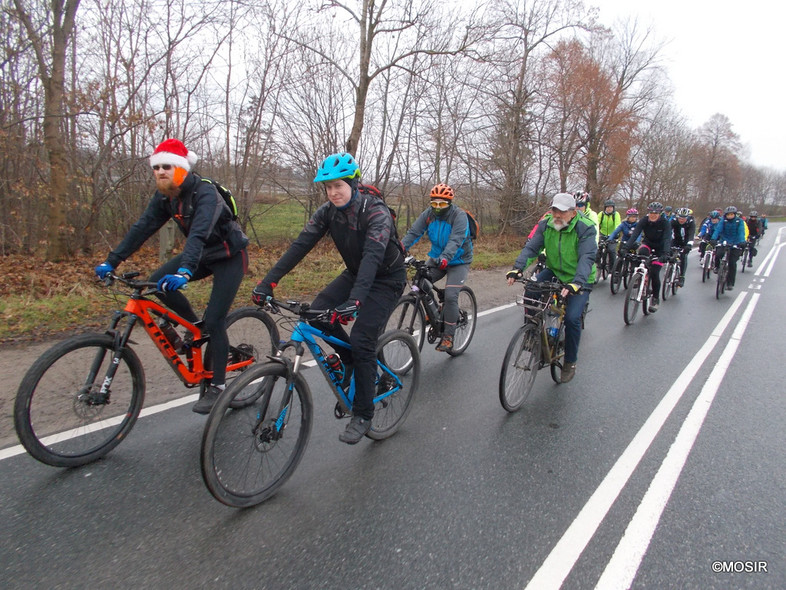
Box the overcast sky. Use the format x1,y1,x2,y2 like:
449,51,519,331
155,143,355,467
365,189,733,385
590,0,785,171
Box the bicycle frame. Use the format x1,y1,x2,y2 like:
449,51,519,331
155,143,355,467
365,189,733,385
275,316,404,415
106,283,255,389
631,259,650,301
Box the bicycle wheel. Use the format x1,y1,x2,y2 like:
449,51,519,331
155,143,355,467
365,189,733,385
386,294,426,352
499,323,541,412
661,263,673,301
642,277,652,316
447,286,477,356
702,253,711,283
624,273,642,325
740,248,748,273
716,262,727,299
672,263,681,295
225,307,280,407
367,330,420,440
14,333,145,467
549,322,566,384
623,262,632,290
610,257,624,294
201,362,313,508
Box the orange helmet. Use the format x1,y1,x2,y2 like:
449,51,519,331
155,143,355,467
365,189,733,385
430,183,454,200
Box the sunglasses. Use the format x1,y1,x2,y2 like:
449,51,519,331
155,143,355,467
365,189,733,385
152,164,173,171
430,200,450,209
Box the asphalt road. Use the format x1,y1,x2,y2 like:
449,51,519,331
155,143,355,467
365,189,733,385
1,226,784,590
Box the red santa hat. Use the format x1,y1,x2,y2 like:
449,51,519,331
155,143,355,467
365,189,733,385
149,138,198,171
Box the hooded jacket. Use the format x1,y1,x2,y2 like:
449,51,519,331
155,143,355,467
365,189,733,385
401,204,473,265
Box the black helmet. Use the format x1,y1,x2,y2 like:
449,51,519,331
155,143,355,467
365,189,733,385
647,201,663,213
724,206,737,215
604,199,615,208
664,205,672,212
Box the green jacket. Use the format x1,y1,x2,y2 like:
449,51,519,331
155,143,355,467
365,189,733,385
514,212,597,286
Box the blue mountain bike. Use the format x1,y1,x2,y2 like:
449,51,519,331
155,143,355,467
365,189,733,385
200,298,420,507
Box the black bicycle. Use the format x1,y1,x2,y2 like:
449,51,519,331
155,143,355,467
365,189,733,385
610,250,636,295
595,237,617,282
386,256,477,356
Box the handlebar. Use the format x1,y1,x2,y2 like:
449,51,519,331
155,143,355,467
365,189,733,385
261,297,354,324
102,272,159,295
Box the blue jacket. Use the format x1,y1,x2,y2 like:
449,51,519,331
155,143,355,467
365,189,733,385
608,220,640,243
698,219,719,238
711,217,746,245
401,204,473,265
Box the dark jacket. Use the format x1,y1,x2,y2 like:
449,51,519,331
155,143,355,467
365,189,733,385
626,215,671,256
671,217,696,248
107,173,248,273
262,192,405,304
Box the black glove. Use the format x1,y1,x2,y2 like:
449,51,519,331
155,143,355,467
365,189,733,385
506,269,523,281
658,255,668,263
565,283,582,295
252,281,275,306
331,299,361,325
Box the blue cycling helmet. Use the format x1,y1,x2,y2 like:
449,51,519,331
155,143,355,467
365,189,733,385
710,211,721,219
314,152,361,183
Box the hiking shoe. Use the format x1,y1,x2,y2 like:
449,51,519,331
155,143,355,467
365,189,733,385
561,362,577,383
649,298,660,312
339,415,371,445
436,336,453,352
678,276,685,287
192,385,222,414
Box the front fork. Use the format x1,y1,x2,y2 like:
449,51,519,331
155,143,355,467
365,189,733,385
80,312,136,404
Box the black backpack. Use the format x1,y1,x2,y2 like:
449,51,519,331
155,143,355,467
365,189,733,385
194,177,238,220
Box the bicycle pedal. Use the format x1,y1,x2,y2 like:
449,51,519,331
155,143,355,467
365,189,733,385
334,402,348,419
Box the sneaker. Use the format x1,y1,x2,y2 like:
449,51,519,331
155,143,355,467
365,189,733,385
436,336,453,352
678,276,685,287
339,415,371,444
192,384,223,414
649,298,659,312
747,262,753,267
726,284,734,291
561,362,577,383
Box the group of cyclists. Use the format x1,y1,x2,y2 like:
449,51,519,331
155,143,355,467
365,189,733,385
93,139,769,440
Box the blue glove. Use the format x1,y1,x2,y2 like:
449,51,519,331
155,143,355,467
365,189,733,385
158,268,191,292
95,262,114,280
331,300,361,325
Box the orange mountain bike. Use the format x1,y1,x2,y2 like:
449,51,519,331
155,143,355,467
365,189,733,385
14,271,279,467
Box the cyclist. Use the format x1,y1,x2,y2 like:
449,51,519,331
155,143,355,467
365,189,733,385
401,183,473,352
710,205,746,290
698,210,721,259
663,205,674,222
251,152,406,445
608,208,640,244
506,192,597,383
761,213,768,236
575,192,599,243
598,199,622,270
745,210,762,267
671,207,696,286
94,138,249,415
624,202,671,312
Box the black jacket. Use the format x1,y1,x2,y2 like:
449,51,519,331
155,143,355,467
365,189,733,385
625,215,671,256
262,192,404,304
671,217,696,248
107,173,248,273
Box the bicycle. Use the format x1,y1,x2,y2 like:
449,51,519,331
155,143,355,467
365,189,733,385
623,254,658,325
499,278,583,412
385,256,477,356
594,237,616,282
200,298,420,507
740,238,757,272
715,242,740,299
14,271,279,467
661,246,683,300
610,250,636,295
700,240,715,283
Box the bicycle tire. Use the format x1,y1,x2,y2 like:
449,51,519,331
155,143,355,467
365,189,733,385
549,321,566,384
716,262,727,299
623,262,632,290
14,333,145,467
740,248,748,273
642,276,652,316
662,262,673,301
386,294,426,352
672,263,681,295
702,253,711,283
610,257,624,294
201,362,313,508
225,307,280,408
624,273,642,325
447,286,477,356
499,323,541,412
367,330,420,440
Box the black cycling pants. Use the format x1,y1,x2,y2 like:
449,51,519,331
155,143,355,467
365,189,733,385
149,249,248,385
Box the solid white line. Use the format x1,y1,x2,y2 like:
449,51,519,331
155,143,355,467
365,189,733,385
478,302,517,317
594,293,760,589
524,291,749,590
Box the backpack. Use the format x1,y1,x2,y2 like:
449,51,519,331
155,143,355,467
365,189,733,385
194,176,238,220
357,183,405,253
